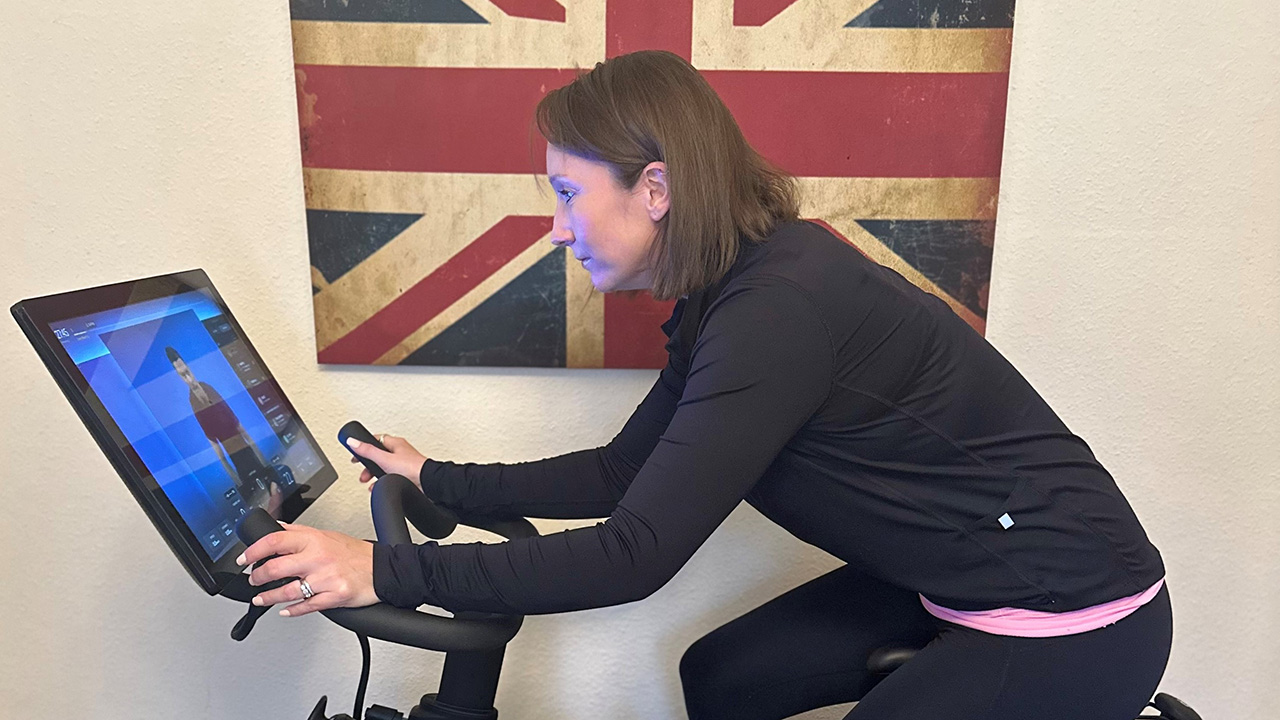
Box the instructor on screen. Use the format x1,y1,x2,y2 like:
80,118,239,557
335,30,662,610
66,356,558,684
165,346,269,504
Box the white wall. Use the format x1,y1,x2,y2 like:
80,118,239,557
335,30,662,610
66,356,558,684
1,2,1275,719
987,3,1280,717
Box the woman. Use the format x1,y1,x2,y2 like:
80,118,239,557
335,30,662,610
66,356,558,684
240,50,1172,720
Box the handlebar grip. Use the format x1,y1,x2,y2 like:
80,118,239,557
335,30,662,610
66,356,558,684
229,508,296,641
339,420,390,479
371,474,458,542
235,507,285,545
233,508,298,584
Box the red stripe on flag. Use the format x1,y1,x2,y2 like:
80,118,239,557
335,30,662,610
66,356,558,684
603,292,677,369
489,0,565,22
707,71,1009,178
297,66,577,175
317,216,553,364
733,0,800,26
297,65,1008,178
606,0,694,60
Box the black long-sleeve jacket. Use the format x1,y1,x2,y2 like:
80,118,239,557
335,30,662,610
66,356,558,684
373,220,1165,615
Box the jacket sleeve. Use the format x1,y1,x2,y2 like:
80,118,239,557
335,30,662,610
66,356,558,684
374,279,834,614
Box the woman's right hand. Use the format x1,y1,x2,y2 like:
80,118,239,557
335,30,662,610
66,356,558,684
346,433,428,492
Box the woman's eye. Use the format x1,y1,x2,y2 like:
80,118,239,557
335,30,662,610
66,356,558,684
558,188,575,203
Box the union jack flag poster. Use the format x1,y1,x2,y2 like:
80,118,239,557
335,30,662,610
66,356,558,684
295,0,1016,367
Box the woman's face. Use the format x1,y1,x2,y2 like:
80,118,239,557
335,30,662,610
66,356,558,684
546,144,669,293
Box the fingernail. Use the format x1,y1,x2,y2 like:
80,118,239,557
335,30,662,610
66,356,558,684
252,596,262,606
235,554,246,566
347,438,361,449
279,609,291,617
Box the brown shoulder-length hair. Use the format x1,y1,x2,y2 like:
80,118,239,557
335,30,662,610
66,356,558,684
534,50,800,301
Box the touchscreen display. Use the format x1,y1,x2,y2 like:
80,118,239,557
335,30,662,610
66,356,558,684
49,288,326,563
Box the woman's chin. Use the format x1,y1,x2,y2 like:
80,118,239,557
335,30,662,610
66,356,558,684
589,268,651,293
590,271,618,293
596,275,652,294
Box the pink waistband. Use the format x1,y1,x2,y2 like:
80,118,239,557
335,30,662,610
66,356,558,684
919,578,1166,638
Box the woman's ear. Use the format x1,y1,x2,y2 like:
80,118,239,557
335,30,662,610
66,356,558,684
641,161,670,222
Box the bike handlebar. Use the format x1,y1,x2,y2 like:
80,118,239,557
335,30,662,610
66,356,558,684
231,474,538,653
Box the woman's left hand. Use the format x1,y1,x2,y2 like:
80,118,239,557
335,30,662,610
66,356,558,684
237,524,379,617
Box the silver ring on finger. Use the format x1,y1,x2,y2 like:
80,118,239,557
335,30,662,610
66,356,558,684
378,434,389,444
298,578,315,600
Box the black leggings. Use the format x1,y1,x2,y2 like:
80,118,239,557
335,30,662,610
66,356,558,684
679,566,1172,720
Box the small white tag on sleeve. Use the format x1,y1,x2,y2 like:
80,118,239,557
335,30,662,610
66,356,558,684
998,513,1015,530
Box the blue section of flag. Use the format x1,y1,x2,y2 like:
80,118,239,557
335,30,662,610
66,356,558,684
307,210,423,288
847,0,1015,28
290,0,487,23
857,220,994,316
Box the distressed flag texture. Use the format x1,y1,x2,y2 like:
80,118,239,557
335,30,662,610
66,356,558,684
294,0,1016,367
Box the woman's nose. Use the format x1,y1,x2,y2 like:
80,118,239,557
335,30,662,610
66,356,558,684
549,222,573,247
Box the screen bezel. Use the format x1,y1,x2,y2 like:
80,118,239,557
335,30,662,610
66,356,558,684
12,269,339,595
